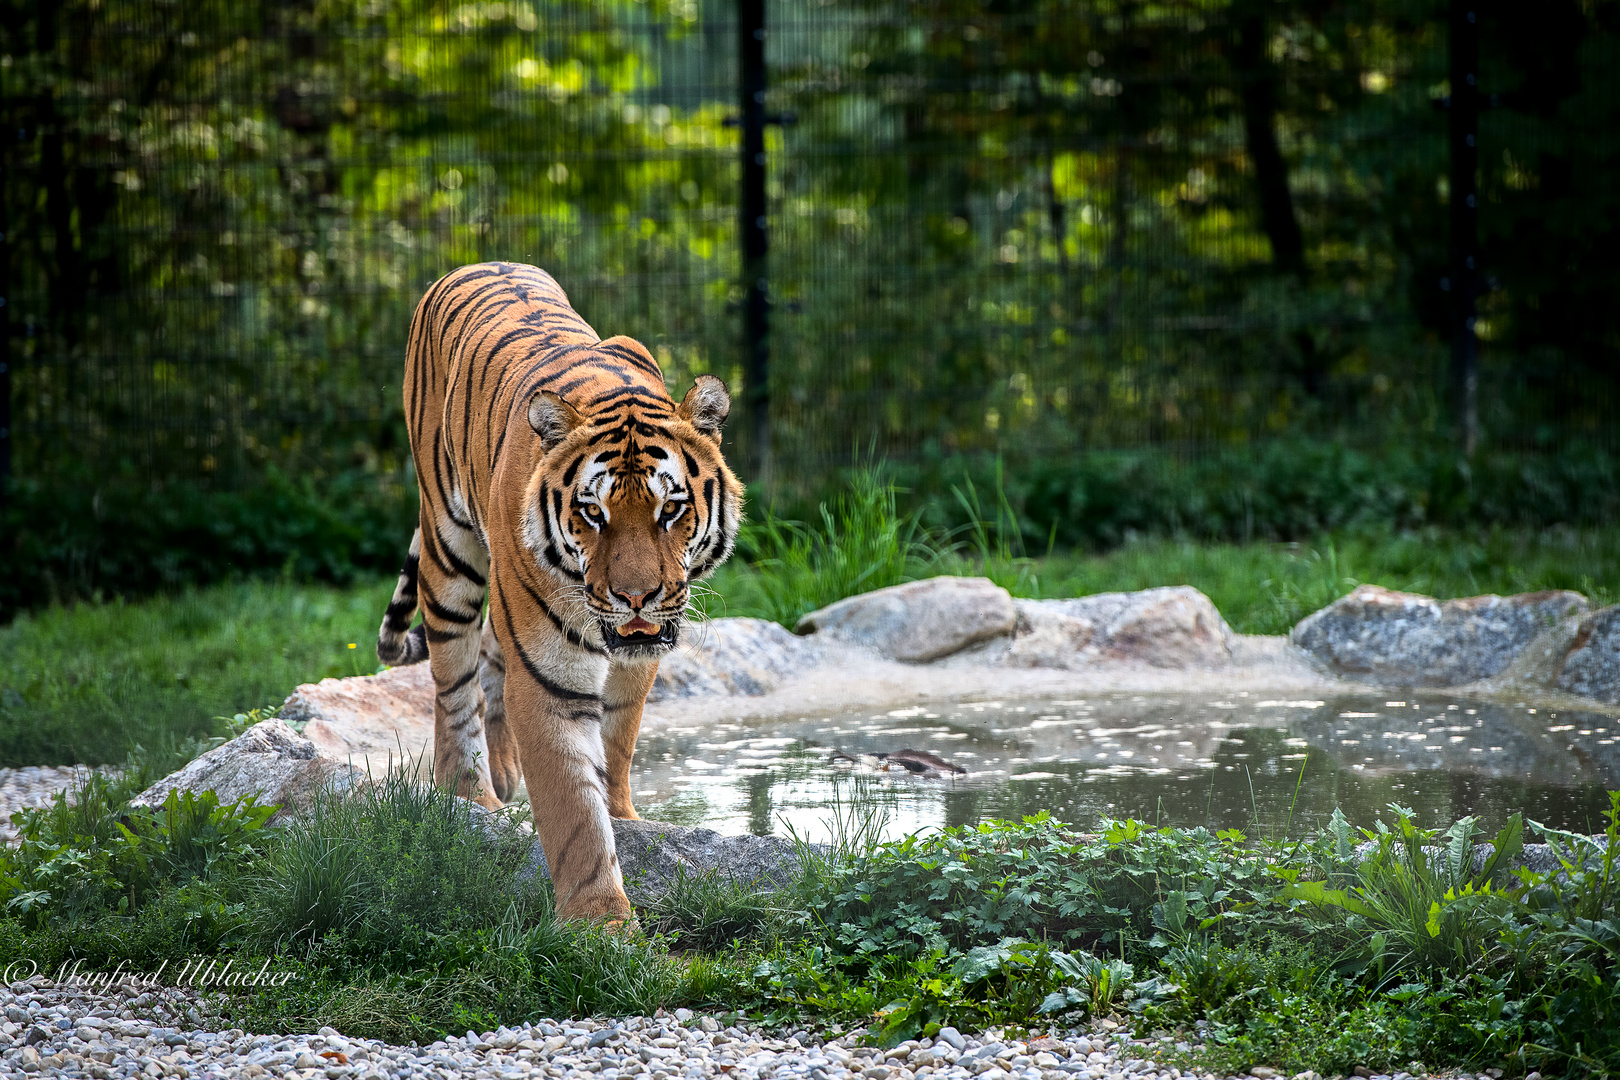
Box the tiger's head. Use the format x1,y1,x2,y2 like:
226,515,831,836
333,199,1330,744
522,371,742,658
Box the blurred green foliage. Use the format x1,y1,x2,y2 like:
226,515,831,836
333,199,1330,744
3,0,1618,612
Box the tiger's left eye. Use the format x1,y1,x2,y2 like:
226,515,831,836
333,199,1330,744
660,503,685,524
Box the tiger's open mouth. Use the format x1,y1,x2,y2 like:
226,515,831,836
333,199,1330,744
601,615,678,652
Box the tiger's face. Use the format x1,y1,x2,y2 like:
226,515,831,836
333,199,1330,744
523,375,740,657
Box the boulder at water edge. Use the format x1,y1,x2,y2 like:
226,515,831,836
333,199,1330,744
1008,586,1236,668
793,576,1017,662
129,719,361,820
649,617,822,701
1291,584,1588,687
1557,605,1620,704
280,662,435,765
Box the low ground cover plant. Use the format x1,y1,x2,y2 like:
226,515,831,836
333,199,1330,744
4,773,1617,1076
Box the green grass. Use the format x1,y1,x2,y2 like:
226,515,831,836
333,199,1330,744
6,495,1619,767
0,770,700,1043
0,576,395,767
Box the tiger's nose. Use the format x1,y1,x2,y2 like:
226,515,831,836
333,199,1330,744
614,588,653,610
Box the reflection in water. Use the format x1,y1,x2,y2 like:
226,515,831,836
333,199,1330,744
633,694,1620,844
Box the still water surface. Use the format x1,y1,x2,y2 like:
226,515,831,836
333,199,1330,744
633,693,1620,843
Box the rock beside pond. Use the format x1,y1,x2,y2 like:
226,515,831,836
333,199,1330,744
1556,604,1620,704
613,818,809,899
794,576,1017,662
1009,586,1235,668
1291,584,1588,687
129,719,360,821
649,617,821,702
280,662,435,766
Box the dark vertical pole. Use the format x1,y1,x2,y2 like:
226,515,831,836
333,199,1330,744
0,123,11,499
1448,0,1480,456
739,0,771,483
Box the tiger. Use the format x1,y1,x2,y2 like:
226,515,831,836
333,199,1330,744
375,261,742,922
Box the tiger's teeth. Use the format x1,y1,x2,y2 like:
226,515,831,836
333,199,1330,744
618,618,661,635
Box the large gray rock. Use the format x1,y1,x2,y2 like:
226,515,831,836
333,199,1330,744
649,618,822,702
613,818,808,900
1291,584,1588,687
1008,586,1235,668
130,719,361,821
518,817,809,901
280,662,434,767
794,576,1017,662
1557,604,1620,704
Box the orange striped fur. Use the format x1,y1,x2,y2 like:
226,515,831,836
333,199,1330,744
377,262,741,921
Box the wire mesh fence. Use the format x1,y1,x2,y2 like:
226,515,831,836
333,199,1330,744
2,0,1617,513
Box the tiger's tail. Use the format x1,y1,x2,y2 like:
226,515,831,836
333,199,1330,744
377,528,429,666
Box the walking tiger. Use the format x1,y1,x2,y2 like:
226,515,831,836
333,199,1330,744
376,262,742,921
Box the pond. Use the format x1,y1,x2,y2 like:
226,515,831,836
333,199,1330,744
633,693,1620,843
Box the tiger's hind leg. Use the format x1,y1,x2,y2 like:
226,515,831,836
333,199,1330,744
418,519,499,808
478,618,523,804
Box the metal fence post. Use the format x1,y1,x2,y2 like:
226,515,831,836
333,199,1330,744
0,126,10,497
738,0,771,485
1448,0,1480,457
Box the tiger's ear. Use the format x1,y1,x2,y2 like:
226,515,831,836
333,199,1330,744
528,391,585,451
678,375,731,442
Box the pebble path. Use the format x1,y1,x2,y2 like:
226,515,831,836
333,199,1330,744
0,977,1493,1080
0,767,101,844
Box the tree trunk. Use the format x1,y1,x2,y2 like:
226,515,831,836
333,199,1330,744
1235,10,1322,395
1235,12,1304,277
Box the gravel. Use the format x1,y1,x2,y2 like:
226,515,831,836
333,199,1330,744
0,977,1479,1080
0,767,100,844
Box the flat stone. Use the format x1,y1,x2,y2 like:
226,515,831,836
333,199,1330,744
518,815,810,902
129,720,361,821
794,577,1016,662
649,618,822,702
1556,604,1620,704
1010,587,1235,668
1291,585,1588,687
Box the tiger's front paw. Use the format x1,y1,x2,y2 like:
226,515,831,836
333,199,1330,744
451,772,503,810
556,885,635,927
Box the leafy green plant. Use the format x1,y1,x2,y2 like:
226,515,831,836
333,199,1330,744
1280,806,1526,976
1,779,272,927
814,813,1275,964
